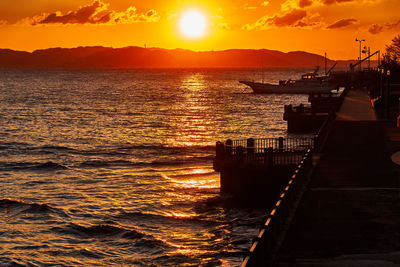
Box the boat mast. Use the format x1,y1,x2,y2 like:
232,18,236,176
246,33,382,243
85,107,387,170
324,52,327,75
261,54,264,83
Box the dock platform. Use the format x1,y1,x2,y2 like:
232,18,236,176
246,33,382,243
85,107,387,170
275,89,400,266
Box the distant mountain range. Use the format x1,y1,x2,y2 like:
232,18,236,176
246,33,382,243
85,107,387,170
0,46,360,69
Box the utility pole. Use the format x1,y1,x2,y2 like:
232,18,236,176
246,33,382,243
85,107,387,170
355,38,365,71
362,46,371,70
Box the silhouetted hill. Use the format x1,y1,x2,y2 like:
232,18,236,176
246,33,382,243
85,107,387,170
0,46,357,69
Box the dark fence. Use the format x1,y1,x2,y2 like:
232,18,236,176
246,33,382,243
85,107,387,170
215,86,344,266
216,137,314,166
241,149,313,267
232,91,341,266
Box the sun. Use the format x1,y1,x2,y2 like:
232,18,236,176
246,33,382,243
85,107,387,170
179,10,206,38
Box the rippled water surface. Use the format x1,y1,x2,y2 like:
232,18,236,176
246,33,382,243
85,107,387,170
0,69,309,266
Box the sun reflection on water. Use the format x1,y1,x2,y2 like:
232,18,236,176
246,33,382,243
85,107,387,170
166,73,217,147
160,168,219,190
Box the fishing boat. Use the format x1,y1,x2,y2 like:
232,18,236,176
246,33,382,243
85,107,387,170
240,67,337,94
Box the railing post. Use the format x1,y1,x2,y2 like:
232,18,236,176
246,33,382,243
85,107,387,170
236,146,244,163
386,69,390,119
216,141,224,159
284,104,292,113
278,137,284,152
264,147,274,167
226,139,233,156
247,138,255,155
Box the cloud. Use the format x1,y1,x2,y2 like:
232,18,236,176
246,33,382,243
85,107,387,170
299,0,313,8
242,9,322,30
326,18,357,29
244,3,258,10
217,22,231,30
281,0,316,11
261,1,270,6
272,9,307,26
368,24,384,34
386,20,400,30
0,20,7,26
281,0,380,10
167,14,177,20
23,0,159,25
281,0,301,11
368,20,400,34
322,0,354,4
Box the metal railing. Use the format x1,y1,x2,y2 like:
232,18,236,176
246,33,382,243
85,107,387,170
241,149,313,266
218,137,314,154
216,137,314,166
214,86,345,266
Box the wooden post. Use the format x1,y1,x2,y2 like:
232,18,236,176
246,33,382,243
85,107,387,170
216,141,224,159
386,70,390,119
278,137,284,152
380,68,384,99
225,139,232,156
264,147,274,168
247,138,255,155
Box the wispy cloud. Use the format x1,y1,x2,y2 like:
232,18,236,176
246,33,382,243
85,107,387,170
326,18,357,29
321,0,354,5
368,20,400,34
244,3,258,10
242,9,322,30
217,22,231,30
281,0,380,11
299,0,313,8
20,0,160,26
261,1,270,7
368,24,384,34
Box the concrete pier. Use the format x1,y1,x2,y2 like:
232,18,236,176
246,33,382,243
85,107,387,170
239,68,400,266
274,89,400,266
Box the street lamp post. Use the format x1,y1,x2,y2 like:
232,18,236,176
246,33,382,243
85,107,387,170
362,46,371,70
355,38,365,71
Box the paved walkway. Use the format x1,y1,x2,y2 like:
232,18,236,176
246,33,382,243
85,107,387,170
275,89,400,266
337,89,377,121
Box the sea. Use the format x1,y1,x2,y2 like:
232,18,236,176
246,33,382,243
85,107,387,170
0,69,310,266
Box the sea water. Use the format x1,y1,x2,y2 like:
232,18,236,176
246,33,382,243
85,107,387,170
0,69,309,266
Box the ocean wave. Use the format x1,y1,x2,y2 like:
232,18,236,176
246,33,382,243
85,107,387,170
147,156,213,166
0,141,32,148
71,144,214,158
0,161,68,171
115,210,218,225
51,223,173,251
37,145,75,151
79,160,133,168
53,223,145,239
78,156,213,169
0,142,74,152
168,170,216,179
0,199,68,217
117,144,215,152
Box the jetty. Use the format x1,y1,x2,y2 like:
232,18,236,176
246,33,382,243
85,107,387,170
274,89,400,266
214,67,400,266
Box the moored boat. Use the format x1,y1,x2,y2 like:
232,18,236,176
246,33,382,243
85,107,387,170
240,69,337,94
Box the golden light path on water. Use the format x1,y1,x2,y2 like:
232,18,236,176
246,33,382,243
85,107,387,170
166,73,215,147
0,69,311,266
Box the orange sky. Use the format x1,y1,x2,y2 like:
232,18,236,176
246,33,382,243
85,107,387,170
0,0,398,60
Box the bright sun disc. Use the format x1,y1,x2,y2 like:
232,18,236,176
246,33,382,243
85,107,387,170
180,10,206,38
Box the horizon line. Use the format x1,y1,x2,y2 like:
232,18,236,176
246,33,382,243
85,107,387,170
0,45,360,61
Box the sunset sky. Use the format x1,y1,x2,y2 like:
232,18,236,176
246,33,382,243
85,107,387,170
0,0,398,59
